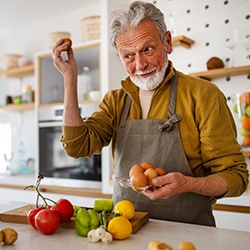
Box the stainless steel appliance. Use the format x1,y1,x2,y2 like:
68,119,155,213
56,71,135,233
38,103,102,189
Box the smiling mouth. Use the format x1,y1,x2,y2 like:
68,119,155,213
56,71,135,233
136,67,157,78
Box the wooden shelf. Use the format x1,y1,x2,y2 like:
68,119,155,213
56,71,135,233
172,35,195,48
189,65,250,80
0,64,34,78
0,103,34,112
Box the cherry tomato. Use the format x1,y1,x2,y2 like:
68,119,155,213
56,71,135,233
51,198,74,222
27,207,45,229
35,209,61,234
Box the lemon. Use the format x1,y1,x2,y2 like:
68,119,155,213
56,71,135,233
114,200,135,220
107,216,132,240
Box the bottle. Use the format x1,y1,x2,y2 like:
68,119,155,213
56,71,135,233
17,140,27,169
21,85,32,103
77,66,92,102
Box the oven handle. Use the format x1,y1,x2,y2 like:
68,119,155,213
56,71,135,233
39,121,63,127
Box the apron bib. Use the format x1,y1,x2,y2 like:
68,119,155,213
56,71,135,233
113,70,215,226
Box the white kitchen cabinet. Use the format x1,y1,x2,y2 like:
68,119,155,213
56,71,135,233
36,42,100,107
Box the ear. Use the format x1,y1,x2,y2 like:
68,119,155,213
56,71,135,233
165,31,173,54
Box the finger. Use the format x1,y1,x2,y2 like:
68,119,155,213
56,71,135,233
52,38,64,52
66,47,75,60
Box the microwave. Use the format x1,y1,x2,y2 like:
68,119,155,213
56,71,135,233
38,104,102,189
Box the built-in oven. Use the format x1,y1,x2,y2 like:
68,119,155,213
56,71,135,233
38,103,102,189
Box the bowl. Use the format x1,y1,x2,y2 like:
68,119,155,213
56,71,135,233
89,90,101,101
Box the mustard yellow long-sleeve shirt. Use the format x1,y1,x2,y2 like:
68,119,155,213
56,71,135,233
61,63,249,200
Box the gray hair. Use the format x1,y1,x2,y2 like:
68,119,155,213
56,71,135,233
109,1,167,51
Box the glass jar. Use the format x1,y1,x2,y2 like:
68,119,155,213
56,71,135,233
21,85,32,103
77,66,93,102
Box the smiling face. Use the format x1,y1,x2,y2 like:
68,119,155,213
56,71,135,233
116,19,172,90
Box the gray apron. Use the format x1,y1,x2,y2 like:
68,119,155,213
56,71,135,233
113,70,216,227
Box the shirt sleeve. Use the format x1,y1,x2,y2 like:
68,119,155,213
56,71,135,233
60,91,119,158
198,89,249,198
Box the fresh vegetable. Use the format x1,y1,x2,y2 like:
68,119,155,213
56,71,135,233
148,240,173,250
27,207,45,229
107,215,132,240
102,231,113,244
88,209,100,229
25,173,74,235
74,208,99,237
87,229,100,243
1,228,18,245
35,209,61,235
51,198,74,222
73,204,81,216
114,200,135,220
94,199,114,213
87,228,113,244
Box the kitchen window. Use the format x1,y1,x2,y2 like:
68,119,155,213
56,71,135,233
0,122,12,174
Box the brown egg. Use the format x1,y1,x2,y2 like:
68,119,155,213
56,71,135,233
129,164,144,178
144,168,158,185
155,167,166,176
130,172,148,188
141,161,154,170
63,38,72,47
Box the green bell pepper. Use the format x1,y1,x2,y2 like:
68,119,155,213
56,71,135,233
88,209,99,229
73,204,81,217
93,199,114,213
74,208,99,237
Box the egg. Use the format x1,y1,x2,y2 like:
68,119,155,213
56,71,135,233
63,38,72,47
129,164,144,178
130,172,148,188
155,167,166,176
144,168,158,185
141,161,154,170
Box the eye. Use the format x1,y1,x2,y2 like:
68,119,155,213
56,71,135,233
123,53,134,63
145,46,152,52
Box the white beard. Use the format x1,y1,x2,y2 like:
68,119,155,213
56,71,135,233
130,62,168,91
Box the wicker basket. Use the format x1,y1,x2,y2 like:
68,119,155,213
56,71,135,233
2,54,22,69
49,31,71,48
81,16,100,42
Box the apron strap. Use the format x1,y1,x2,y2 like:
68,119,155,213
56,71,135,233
119,97,131,127
120,68,180,130
158,69,182,132
168,69,178,118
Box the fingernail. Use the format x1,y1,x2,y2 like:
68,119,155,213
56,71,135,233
153,178,159,185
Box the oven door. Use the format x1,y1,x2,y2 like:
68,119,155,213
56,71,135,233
38,121,102,189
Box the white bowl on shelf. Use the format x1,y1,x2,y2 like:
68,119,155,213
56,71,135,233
89,90,100,101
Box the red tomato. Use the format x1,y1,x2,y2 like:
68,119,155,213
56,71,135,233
35,209,61,234
27,207,45,229
51,198,74,222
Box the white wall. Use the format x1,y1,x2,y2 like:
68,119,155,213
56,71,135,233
0,3,101,59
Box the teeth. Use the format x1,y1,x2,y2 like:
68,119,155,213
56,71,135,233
136,67,156,76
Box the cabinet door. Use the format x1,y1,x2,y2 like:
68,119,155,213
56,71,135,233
37,42,100,107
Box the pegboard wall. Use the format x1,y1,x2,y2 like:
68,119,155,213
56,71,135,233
151,0,250,99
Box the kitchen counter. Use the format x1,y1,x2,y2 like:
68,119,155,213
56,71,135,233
1,174,250,232
0,202,250,250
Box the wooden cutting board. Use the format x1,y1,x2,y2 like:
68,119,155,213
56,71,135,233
0,204,149,234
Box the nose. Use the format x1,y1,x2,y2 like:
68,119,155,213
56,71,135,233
135,54,148,71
